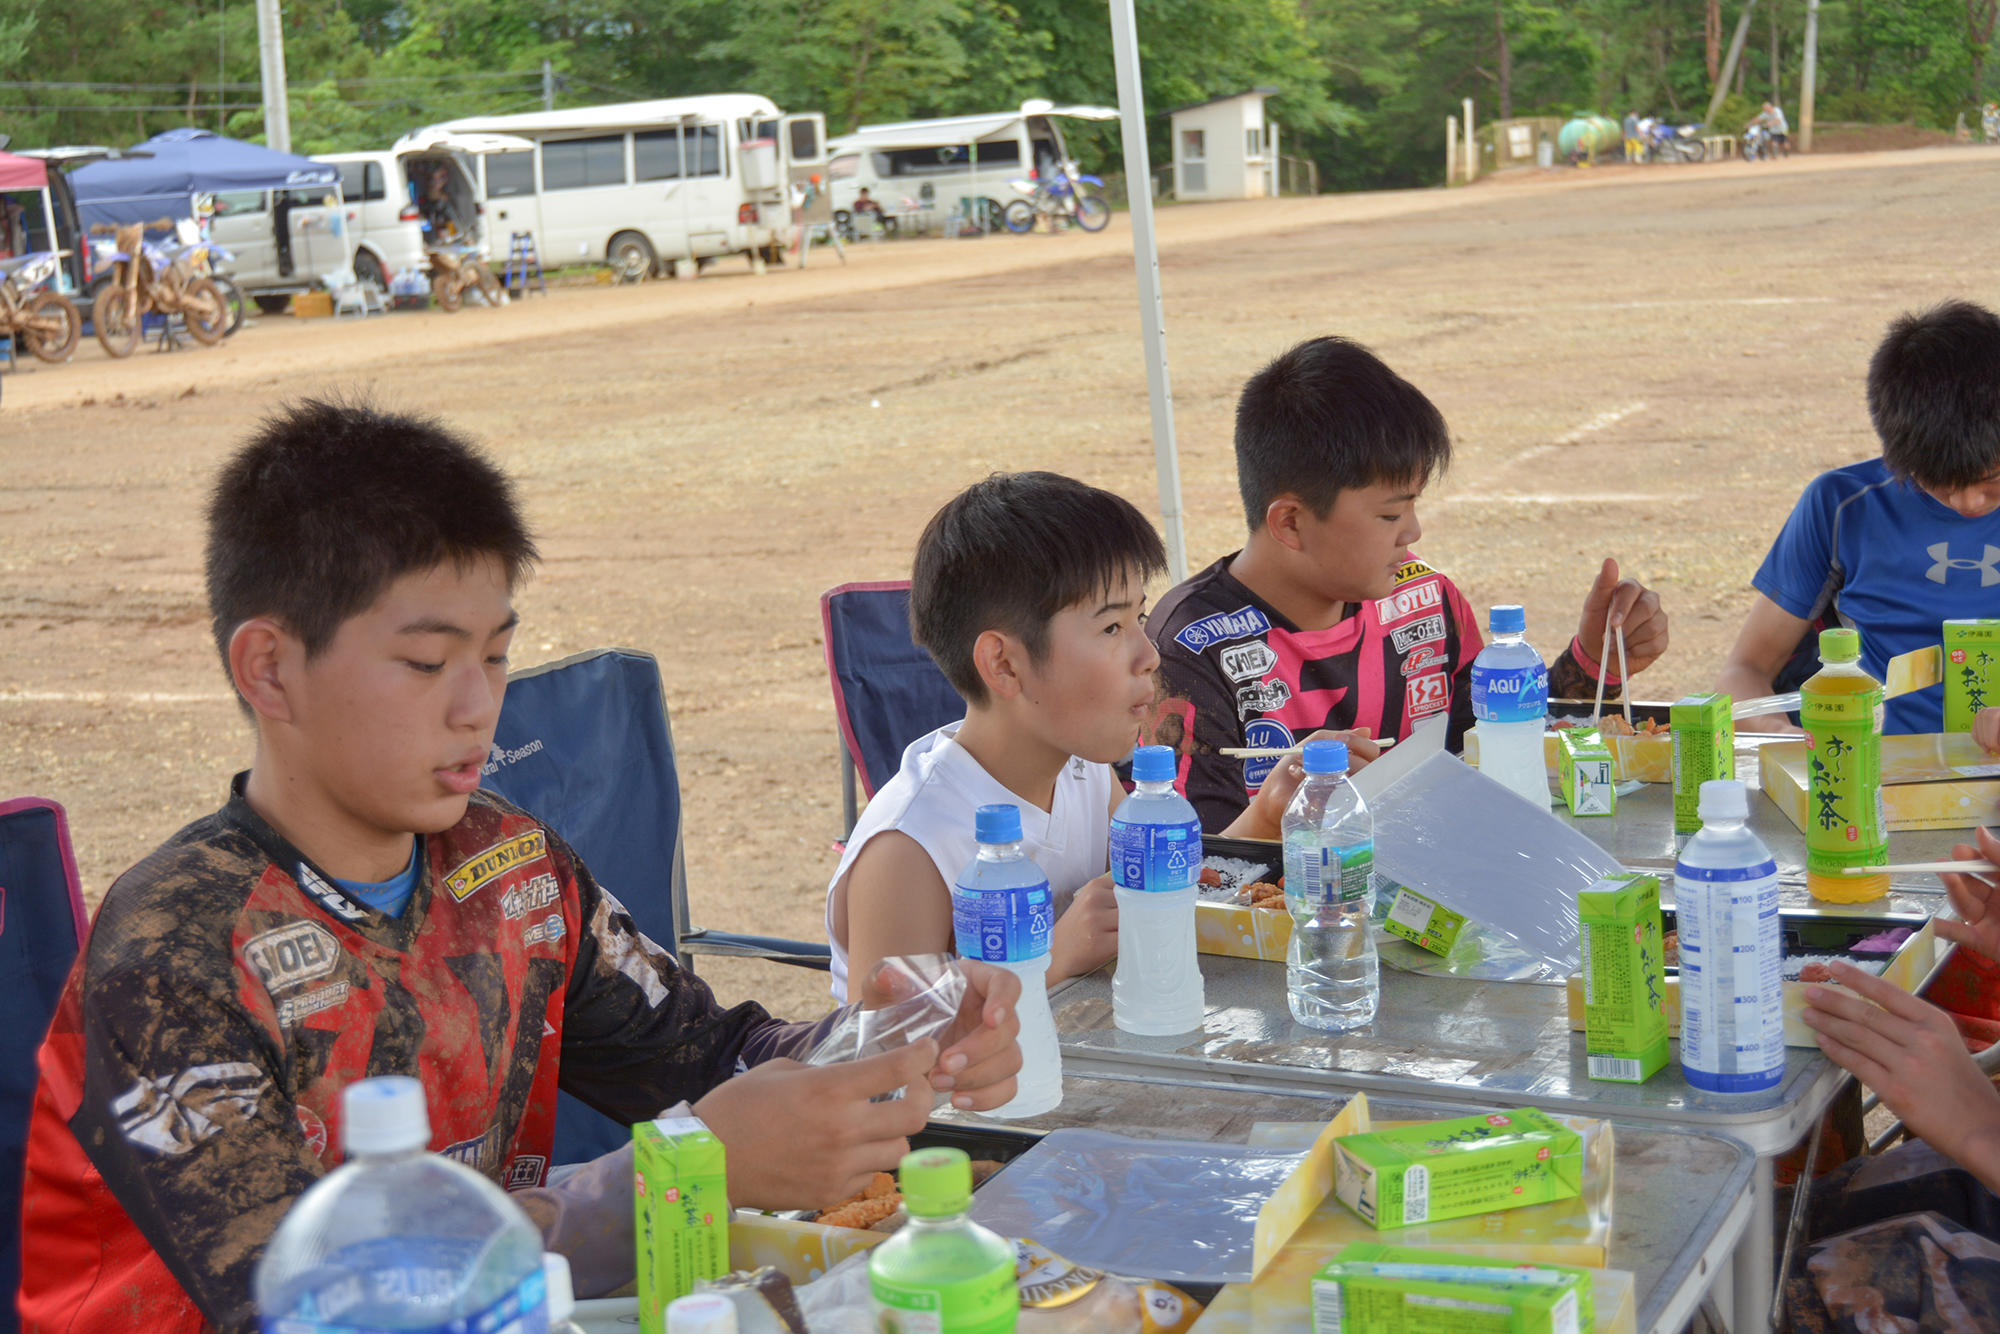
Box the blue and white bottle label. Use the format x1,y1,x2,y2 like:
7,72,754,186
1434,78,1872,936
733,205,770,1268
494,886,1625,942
1675,858,1784,1094
1469,659,1549,723
952,878,1053,963
261,1244,549,1334
1110,818,1202,893
1285,839,1375,906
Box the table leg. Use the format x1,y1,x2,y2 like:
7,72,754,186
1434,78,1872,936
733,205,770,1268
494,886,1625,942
1732,1156,1776,1332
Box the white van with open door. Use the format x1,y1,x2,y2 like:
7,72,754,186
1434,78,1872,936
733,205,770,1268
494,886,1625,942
422,95,826,277
315,130,533,289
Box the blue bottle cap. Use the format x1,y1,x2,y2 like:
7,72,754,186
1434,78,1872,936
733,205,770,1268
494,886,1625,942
974,803,1022,844
1489,604,1526,634
1129,745,1176,784
1301,739,1348,774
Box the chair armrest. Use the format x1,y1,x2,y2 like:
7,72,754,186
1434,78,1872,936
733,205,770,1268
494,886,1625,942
679,929,832,972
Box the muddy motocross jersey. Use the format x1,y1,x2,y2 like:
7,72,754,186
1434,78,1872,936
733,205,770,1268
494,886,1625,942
1147,555,1608,830
19,779,836,1334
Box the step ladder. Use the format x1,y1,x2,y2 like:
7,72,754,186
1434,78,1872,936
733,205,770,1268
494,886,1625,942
504,231,547,297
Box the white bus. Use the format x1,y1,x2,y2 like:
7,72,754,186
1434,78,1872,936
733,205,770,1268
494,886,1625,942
427,94,826,277
826,101,1115,232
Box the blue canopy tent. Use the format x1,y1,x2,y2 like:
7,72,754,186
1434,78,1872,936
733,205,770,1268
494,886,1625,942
69,128,338,227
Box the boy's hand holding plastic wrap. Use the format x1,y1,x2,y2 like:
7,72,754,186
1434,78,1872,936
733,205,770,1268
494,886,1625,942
522,955,1022,1297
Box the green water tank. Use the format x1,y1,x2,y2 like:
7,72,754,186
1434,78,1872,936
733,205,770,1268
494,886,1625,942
1557,115,1621,158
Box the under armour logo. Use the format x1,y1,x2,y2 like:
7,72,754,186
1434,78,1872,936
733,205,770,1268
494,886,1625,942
1926,542,2000,587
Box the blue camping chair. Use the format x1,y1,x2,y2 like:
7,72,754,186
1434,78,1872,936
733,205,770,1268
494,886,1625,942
487,648,826,1165
820,582,967,838
0,798,87,1334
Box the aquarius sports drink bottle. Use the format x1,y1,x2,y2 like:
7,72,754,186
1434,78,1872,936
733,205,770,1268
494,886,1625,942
1802,627,1888,903
869,1148,1019,1334
1471,604,1551,808
1281,739,1379,1030
255,1077,548,1331
952,803,1062,1118
1676,780,1785,1094
1110,745,1206,1036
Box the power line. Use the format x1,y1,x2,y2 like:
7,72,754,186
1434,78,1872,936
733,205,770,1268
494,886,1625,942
0,72,546,93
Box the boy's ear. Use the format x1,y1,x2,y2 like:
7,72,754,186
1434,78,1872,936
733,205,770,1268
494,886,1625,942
971,628,1028,701
228,618,297,724
1263,495,1310,552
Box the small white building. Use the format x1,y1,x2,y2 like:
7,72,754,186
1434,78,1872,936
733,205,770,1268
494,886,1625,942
1168,87,1278,200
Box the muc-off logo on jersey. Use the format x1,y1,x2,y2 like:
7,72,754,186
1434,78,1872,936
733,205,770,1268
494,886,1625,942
1391,613,1447,655
1174,606,1271,652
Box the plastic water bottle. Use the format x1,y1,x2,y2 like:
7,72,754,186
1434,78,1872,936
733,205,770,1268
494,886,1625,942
1471,604,1551,808
952,803,1062,1118
255,1077,548,1331
545,1255,586,1334
869,1148,1019,1333
1281,739,1379,1030
1675,780,1785,1095
1109,745,1206,1036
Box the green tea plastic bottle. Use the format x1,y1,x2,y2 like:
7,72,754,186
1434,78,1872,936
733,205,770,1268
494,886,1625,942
1802,628,1888,903
868,1148,1018,1334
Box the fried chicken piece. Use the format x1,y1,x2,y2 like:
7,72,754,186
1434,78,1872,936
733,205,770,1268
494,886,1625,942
861,1171,898,1200
1246,881,1286,910
969,1159,1004,1186
814,1193,903,1229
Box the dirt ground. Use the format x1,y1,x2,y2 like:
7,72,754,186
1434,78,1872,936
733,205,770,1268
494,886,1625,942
6,143,1997,1021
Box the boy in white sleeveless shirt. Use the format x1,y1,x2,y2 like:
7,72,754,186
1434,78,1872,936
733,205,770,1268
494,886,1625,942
825,472,1303,1001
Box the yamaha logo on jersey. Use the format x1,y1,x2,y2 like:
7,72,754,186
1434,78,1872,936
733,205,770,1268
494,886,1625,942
1174,605,1272,652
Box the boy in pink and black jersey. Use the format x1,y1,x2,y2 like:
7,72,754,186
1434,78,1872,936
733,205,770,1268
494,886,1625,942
1147,336,1672,832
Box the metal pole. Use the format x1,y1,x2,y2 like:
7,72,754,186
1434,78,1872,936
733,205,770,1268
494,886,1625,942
1106,0,1188,584
1706,0,1759,128
254,0,290,153
1445,114,1457,185
1800,0,1820,152
542,59,555,112
1462,97,1476,181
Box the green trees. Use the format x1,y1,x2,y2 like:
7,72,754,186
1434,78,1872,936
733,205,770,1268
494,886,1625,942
2,2,1995,190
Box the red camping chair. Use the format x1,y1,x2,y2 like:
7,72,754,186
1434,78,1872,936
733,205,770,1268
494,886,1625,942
0,798,87,1334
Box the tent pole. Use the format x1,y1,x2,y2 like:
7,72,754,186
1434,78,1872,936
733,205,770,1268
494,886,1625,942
1106,0,1188,584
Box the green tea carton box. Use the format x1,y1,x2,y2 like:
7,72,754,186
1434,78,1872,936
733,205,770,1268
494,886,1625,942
1556,727,1616,818
1380,884,1470,958
1943,620,2000,732
635,1115,731,1333
1311,1244,1593,1334
1331,1107,1583,1230
1670,693,1733,835
1577,872,1670,1084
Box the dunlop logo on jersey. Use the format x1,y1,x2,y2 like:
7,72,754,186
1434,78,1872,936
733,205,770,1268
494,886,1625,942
444,830,548,902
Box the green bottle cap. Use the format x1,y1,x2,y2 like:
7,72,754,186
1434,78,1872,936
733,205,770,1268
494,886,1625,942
1819,627,1861,662
898,1147,972,1217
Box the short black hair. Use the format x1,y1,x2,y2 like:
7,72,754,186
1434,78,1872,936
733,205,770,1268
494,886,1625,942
205,398,538,688
1868,300,2000,490
1233,336,1452,531
910,472,1166,704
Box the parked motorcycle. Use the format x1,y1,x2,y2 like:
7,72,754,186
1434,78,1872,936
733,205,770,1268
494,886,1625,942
1002,166,1111,233
0,250,82,364
1743,124,1788,162
89,219,230,357
424,244,505,312
1644,119,1709,163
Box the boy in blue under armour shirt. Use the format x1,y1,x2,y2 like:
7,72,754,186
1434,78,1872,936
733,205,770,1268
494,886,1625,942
1720,300,2000,734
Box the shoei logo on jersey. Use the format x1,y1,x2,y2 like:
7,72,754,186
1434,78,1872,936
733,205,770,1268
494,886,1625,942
1407,672,1449,718
501,872,561,920
1377,581,1443,624
444,830,548,902
1220,639,1278,682
506,1155,548,1189
296,863,368,922
523,912,566,947
1393,560,1432,585
1391,612,1447,656
1174,606,1271,652
243,921,342,993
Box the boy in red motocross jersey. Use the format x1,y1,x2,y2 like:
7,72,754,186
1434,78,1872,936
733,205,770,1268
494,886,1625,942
1148,335,1671,831
18,400,1022,1333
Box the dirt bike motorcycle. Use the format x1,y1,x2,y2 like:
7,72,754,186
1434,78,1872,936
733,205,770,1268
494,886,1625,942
424,244,505,312
1002,165,1111,233
89,219,229,357
0,249,82,363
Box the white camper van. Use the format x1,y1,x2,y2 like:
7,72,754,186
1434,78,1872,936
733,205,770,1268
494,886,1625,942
424,95,825,277
825,101,1116,233
315,130,533,289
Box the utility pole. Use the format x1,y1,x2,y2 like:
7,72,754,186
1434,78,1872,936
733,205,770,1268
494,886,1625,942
1800,0,1820,151
1706,0,1758,128
254,0,290,152
542,59,556,111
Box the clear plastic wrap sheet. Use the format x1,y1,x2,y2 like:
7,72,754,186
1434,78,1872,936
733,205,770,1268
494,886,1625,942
963,1128,1307,1285
1368,753,1622,972
803,954,965,1072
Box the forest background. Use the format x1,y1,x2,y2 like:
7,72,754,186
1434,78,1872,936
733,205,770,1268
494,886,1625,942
4,1,1995,193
